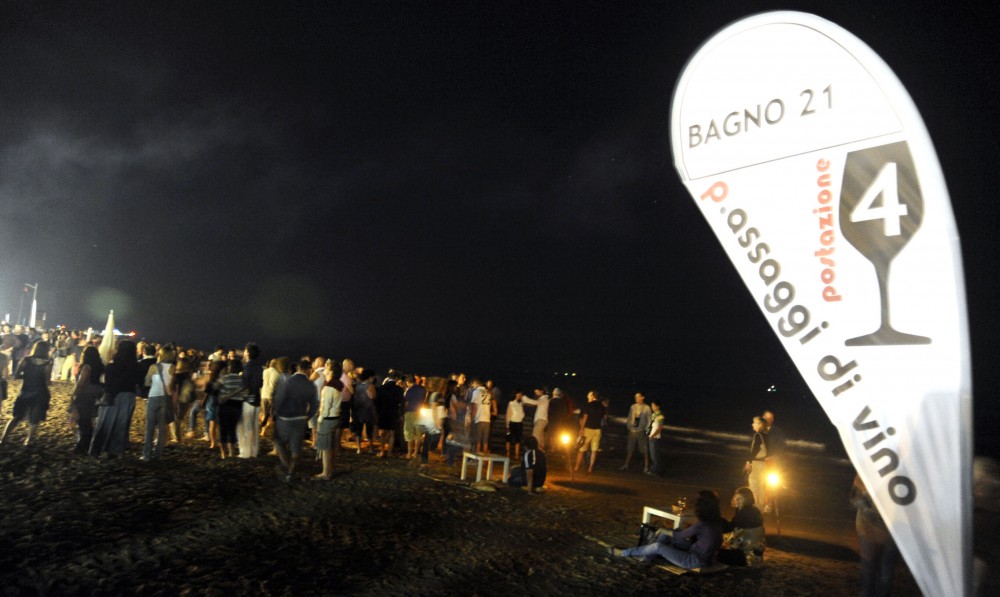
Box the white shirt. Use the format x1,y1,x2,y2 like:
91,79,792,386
147,363,173,398
313,367,326,396
506,400,525,424
261,367,279,400
471,386,491,423
319,385,342,419
522,394,549,422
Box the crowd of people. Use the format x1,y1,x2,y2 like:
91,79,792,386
0,325,614,490
0,323,795,496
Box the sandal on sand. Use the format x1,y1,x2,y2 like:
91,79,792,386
608,547,625,557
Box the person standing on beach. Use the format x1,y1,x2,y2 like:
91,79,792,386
141,345,176,462
744,417,769,505
216,359,244,459
272,359,319,482
851,475,898,596
202,360,226,457
621,392,652,473
575,391,606,474
761,410,786,513
0,340,52,446
470,379,492,454
375,371,404,458
402,375,426,460
522,387,550,450
238,343,264,458
307,356,326,448
339,359,356,450
352,369,377,454
314,361,344,480
647,398,666,476
90,340,142,457
505,390,526,459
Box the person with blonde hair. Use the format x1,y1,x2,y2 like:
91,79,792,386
142,345,176,461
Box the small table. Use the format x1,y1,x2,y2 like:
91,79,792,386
460,452,511,483
642,506,694,529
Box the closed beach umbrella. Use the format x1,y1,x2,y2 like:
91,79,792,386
98,310,115,363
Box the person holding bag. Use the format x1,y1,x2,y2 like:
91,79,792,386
142,346,176,462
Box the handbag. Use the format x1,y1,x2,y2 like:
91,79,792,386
637,523,658,546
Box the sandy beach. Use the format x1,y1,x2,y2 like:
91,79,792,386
0,380,920,596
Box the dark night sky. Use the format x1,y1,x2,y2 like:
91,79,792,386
1,2,997,444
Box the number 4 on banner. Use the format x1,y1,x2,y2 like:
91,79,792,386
851,162,907,236
839,141,930,346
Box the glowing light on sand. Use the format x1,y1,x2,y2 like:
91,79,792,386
767,471,781,487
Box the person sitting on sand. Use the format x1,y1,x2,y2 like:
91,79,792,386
716,486,766,566
272,359,319,482
610,489,724,569
0,340,52,446
508,435,547,493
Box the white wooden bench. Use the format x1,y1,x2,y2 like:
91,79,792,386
460,452,510,483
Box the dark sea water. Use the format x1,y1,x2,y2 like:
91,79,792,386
487,369,846,460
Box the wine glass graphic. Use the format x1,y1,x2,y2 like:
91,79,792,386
839,141,930,346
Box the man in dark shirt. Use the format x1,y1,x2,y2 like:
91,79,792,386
272,359,319,481
402,376,426,460
375,371,404,457
762,410,787,513
523,436,547,492
576,390,607,474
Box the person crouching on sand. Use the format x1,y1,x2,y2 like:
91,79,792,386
610,489,724,568
508,436,547,493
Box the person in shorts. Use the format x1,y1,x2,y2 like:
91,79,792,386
575,390,606,474
272,359,319,481
402,375,426,460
